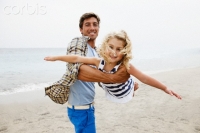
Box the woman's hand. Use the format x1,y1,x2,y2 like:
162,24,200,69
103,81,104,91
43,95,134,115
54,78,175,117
44,56,56,61
163,88,182,99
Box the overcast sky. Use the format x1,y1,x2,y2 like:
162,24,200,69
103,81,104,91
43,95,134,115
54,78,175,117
0,0,200,48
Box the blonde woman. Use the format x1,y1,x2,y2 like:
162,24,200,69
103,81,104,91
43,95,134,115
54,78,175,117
44,30,181,103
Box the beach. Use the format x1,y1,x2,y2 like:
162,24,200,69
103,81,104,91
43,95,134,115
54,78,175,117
0,67,200,133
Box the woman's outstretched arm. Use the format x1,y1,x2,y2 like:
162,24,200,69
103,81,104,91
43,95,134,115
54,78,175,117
127,64,182,99
44,55,100,67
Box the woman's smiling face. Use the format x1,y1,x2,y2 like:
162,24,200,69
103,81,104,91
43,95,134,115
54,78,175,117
105,38,125,64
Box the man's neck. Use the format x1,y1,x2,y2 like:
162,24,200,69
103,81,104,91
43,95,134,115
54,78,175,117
88,40,95,48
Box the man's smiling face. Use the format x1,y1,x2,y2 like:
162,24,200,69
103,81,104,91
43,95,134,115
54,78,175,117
80,17,99,41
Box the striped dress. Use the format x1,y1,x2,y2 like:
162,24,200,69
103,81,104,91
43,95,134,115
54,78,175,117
98,59,134,103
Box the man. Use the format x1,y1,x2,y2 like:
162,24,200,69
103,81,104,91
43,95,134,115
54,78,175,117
66,12,130,133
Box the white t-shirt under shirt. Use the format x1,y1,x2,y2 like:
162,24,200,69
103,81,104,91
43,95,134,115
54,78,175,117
98,59,134,103
68,44,98,105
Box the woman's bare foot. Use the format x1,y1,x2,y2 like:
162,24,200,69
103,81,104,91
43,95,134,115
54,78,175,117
133,82,139,97
134,82,139,91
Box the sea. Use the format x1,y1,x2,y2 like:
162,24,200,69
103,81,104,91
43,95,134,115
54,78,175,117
0,45,200,95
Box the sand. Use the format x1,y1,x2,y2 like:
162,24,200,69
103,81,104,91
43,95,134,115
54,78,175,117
0,67,200,133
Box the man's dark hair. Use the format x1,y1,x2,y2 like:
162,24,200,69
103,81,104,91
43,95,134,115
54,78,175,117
79,12,100,29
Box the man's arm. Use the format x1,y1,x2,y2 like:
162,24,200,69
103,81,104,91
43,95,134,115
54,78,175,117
77,64,130,83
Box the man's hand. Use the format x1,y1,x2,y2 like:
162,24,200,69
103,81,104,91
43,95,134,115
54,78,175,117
110,65,130,83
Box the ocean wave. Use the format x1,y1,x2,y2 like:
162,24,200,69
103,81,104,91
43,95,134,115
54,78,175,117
0,82,53,95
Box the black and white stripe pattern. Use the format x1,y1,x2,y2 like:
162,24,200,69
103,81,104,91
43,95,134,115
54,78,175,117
98,59,134,99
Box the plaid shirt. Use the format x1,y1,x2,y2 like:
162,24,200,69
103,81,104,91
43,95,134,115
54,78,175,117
45,36,90,104
57,36,90,85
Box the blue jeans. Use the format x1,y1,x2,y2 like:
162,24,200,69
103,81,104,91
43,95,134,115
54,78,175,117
67,106,96,133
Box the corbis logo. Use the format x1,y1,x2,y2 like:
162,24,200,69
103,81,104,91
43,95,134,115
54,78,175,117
3,3,47,15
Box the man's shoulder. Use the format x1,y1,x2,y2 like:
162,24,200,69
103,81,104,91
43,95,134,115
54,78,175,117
66,36,90,55
67,36,90,48
70,36,90,42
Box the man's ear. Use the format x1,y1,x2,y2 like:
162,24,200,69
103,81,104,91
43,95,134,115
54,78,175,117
80,28,83,34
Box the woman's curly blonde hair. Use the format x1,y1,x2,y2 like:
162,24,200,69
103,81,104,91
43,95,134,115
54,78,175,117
98,30,133,70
